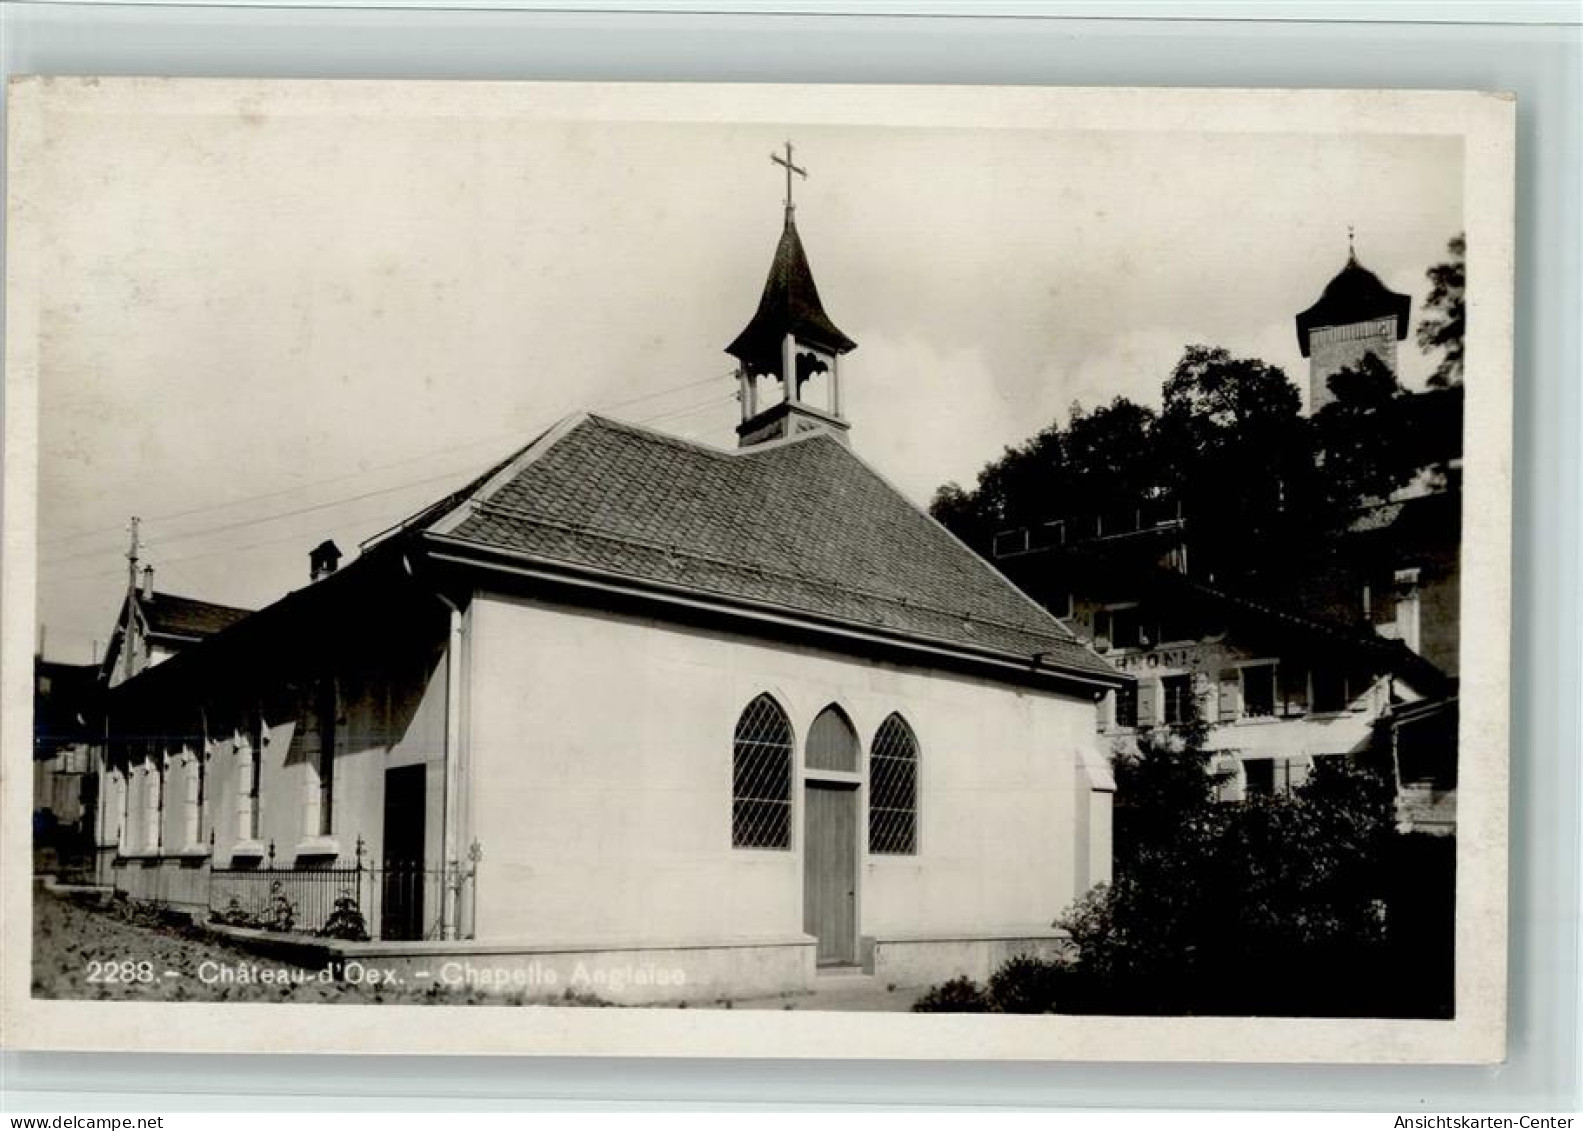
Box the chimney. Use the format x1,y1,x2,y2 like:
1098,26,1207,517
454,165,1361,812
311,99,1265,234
140,565,154,600
310,539,342,582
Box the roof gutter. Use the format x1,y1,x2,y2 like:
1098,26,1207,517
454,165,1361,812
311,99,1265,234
419,534,1126,696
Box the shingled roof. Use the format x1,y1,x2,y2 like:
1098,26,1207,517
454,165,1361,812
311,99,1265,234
99,587,254,687
426,414,1118,684
1295,254,1411,358
1161,572,1451,696
138,590,253,640
726,211,857,368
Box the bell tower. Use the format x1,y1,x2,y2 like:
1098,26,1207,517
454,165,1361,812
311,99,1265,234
728,142,858,448
1295,230,1412,414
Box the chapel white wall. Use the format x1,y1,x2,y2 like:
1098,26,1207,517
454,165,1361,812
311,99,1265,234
464,591,1109,946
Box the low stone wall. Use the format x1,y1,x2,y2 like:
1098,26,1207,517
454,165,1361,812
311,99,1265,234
199,917,1077,1004
315,934,818,1004
113,854,211,917
862,928,1075,988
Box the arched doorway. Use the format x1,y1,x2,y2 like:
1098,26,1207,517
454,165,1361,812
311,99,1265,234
804,704,859,966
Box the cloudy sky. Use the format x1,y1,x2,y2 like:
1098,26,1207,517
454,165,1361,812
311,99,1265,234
23,82,1463,665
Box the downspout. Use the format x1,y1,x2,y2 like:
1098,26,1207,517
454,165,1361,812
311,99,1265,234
404,552,464,941
435,591,464,942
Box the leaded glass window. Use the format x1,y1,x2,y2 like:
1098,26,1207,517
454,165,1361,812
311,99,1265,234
868,713,918,855
732,694,793,849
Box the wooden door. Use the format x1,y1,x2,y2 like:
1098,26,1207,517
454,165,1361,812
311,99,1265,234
804,781,858,966
381,765,426,941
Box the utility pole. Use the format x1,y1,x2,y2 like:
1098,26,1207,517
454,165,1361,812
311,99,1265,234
123,517,140,683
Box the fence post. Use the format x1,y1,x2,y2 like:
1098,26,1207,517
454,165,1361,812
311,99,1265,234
206,827,216,918
467,839,483,941
354,835,365,936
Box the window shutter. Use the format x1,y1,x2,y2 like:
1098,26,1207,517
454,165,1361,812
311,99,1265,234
1135,679,1156,727
1216,669,1239,722
1279,664,1309,716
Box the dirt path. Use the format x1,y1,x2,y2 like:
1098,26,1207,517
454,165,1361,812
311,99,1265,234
31,887,921,1010
31,887,473,1004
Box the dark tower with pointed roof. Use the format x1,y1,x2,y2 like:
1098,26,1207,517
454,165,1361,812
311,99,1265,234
728,145,857,448
1295,237,1411,414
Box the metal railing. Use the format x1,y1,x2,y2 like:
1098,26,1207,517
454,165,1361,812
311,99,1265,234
110,833,480,942
209,841,364,936
992,502,1186,559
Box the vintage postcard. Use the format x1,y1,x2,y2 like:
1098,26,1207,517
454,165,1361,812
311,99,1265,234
2,79,1513,1062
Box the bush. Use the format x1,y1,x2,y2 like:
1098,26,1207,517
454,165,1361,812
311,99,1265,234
911,975,993,1013
209,896,264,931
986,954,1066,1014
913,954,1072,1014
1053,732,1427,1016
209,885,301,935
318,891,370,942
265,882,296,933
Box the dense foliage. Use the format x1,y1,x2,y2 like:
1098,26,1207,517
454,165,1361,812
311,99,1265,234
929,235,1467,586
930,344,1462,587
1051,722,1417,1016
911,975,995,1013
1417,233,1466,388
913,726,1453,1018
912,239,1465,1018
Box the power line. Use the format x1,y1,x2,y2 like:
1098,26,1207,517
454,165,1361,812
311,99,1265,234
50,467,480,583
620,392,737,426
49,494,443,587
42,376,741,567
43,378,744,586
40,369,737,551
592,371,733,414
44,464,483,568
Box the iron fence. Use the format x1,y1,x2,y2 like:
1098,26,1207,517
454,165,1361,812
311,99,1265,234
209,856,364,936
109,833,481,942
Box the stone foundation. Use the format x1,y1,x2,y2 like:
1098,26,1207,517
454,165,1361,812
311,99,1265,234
198,917,1076,1003
316,933,818,1004
862,927,1075,988
112,853,211,917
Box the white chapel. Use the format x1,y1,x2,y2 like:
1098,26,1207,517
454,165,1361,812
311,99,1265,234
96,153,1124,1001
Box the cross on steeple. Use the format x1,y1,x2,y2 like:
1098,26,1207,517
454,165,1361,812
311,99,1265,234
771,141,807,213
729,140,856,449
1347,225,1357,262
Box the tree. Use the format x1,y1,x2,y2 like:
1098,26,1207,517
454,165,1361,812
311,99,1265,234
928,482,994,553
973,423,1070,533
1157,346,1304,444
1153,346,1327,583
928,341,1429,588
1417,233,1465,388
929,400,1155,547
1058,719,1225,1013
1056,721,1406,1016
1062,397,1159,520
1313,352,1419,505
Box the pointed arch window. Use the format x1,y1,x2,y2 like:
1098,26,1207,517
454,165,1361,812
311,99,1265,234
807,704,859,773
732,694,793,849
869,713,919,855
